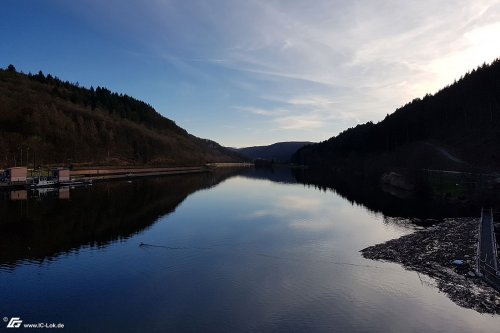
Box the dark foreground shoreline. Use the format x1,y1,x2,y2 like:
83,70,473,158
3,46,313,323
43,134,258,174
361,218,500,314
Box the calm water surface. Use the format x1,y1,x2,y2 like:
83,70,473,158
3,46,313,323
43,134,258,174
0,168,499,332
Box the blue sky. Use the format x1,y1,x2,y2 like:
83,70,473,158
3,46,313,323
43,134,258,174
2,1,500,147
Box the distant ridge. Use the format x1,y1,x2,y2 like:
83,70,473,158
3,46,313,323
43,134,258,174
234,141,313,163
293,58,500,173
0,65,244,167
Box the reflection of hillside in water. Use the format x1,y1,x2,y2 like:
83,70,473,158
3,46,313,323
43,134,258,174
237,166,298,184
0,169,240,268
292,168,500,221
5,165,497,268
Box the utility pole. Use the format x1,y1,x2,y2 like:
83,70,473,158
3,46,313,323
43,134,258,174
26,147,29,169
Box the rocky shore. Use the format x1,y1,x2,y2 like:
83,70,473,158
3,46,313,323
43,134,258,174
361,218,500,314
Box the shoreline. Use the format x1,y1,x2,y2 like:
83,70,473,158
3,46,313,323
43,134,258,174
0,164,254,190
361,218,500,314
72,163,253,183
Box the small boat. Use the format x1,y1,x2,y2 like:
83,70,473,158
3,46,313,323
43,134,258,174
30,177,57,188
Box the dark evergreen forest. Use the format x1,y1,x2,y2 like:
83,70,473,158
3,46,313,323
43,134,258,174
293,59,500,174
0,65,243,167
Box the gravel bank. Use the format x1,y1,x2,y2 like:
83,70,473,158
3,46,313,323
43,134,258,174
361,218,500,314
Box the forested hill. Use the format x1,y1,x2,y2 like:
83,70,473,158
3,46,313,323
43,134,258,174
292,58,500,173
0,65,244,167
235,141,313,163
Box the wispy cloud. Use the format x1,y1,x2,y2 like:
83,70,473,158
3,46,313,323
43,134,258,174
209,0,500,142
273,116,326,131
234,106,288,117
53,0,500,145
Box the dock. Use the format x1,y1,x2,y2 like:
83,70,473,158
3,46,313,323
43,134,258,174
477,208,500,290
0,164,253,191
70,166,211,182
0,166,214,191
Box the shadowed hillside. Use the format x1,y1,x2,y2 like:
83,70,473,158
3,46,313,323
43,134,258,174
0,65,244,167
235,141,312,163
293,59,500,174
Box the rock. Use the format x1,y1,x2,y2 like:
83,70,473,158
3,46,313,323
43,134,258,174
452,259,464,265
468,271,476,277
381,172,415,191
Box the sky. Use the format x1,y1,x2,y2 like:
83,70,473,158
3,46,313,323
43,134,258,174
2,1,500,147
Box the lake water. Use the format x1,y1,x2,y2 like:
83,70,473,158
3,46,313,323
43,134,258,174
0,168,499,332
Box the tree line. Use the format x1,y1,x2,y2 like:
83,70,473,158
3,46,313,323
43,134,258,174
0,65,242,167
292,58,500,173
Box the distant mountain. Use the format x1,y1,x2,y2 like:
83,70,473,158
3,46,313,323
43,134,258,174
0,65,244,167
234,142,313,163
292,59,500,174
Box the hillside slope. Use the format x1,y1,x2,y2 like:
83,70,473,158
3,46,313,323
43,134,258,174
293,59,500,173
0,66,243,167
235,141,312,162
